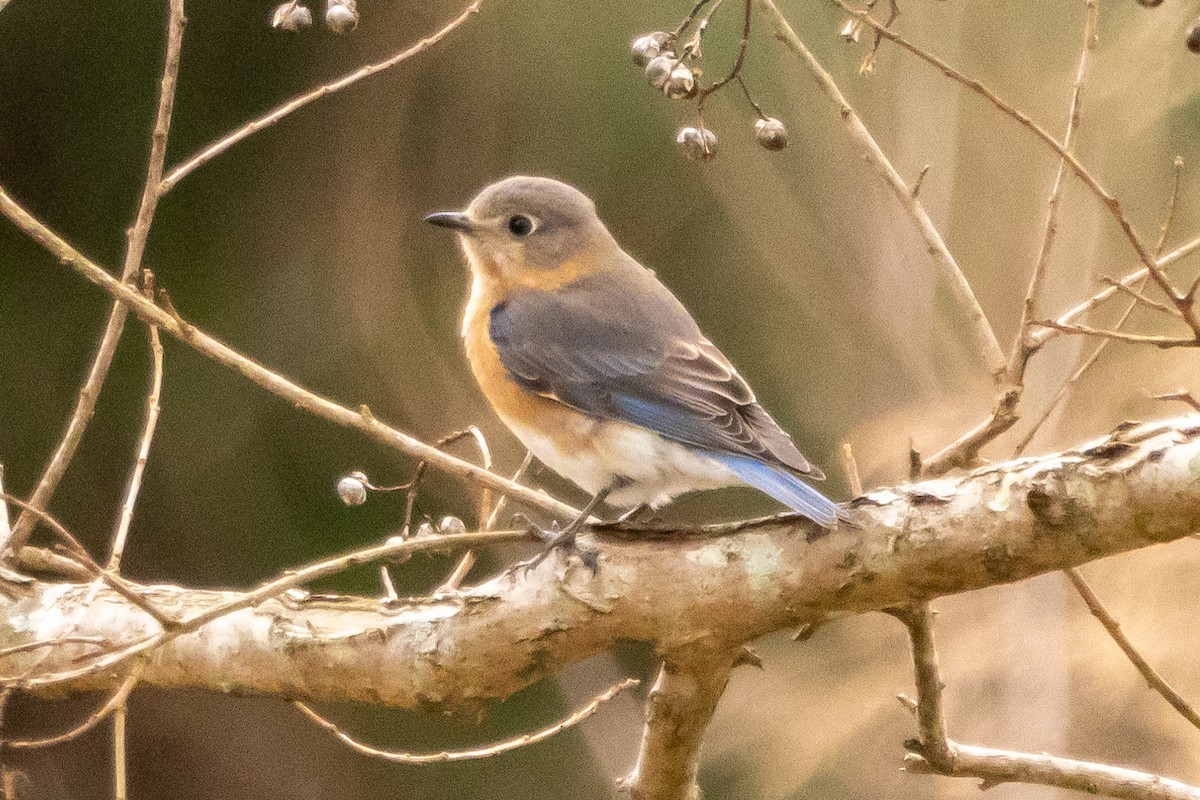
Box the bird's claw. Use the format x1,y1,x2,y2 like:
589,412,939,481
516,518,599,575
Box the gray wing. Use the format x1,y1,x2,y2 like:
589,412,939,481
488,268,821,478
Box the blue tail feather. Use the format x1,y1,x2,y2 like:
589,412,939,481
710,453,843,527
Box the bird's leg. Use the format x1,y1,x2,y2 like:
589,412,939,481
616,503,653,524
524,480,624,572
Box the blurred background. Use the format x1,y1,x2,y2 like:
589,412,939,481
2,0,1200,797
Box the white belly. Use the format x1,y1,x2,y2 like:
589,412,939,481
498,411,740,509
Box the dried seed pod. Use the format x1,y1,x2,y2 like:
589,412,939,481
336,474,367,506
755,117,789,151
645,53,676,90
664,64,696,100
325,0,359,33
438,516,466,535
271,2,313,31
631,32,670,67
676,126,717,161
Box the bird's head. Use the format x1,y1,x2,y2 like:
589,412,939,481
426,176,617,288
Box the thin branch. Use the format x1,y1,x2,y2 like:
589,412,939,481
4,0,186,556
1035,321,1197,349
839,442,864,496
895,602,1200,800
1065,568,1200,730
0,492,176,629
696,0,752,109
1013,159,1188,457
1154,390,1200,414
4,663,141,750
756,0,1007,382
1014,0,1097,362
832,0,1200,342
919,385,1021,476
160,1,481,194
437,426,491,591
1039,234,1200,344
1100,275,1182,318
0,637,107,659
892,604,951,767
108,275,164,572
0,184,583,524
293,678,638,763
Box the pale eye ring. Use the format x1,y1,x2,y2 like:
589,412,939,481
507,215,534,237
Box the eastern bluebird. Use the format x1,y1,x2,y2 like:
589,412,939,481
427,176,845,549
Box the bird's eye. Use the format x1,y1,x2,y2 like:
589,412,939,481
507,215,534,237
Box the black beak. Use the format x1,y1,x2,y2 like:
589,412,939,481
424,211,475,233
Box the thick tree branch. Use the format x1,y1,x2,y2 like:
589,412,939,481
623,648,737,800
5,416,1199,709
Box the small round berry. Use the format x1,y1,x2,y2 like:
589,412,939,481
755,117,789,151
631,32,670,67
325,0,359,33
676,126,718,161
336,474,367,506
645,54,676,90
271,2,313,31
1188,20,1200,52
438,516,467,535
664,64,696,100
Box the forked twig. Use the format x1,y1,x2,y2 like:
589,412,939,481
756,0,1006,381
5,0,187,556
3,663,142,750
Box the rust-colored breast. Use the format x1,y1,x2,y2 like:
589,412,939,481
461,277,591,452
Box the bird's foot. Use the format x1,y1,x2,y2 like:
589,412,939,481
514,515,599,574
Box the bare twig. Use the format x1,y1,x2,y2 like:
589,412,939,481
919,0,1095,476
696,0,752,110
1040,234,1200,344
0,185,583,524
0,637,107,660
1014,159,1188,456
832,0,1200,342
4,663,142,749
160,2,481,194
1154,390,1200,414
293,677,638,763
1064,568,1200,730
109,275,164,572
5,0,186,556
1015,0,1097,348
0,492,176,629
895,602,1200,799
756,0,1006,382
436,426,492,591
1099,276,1182,318
1035,321,1196,349
839,442,863,497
